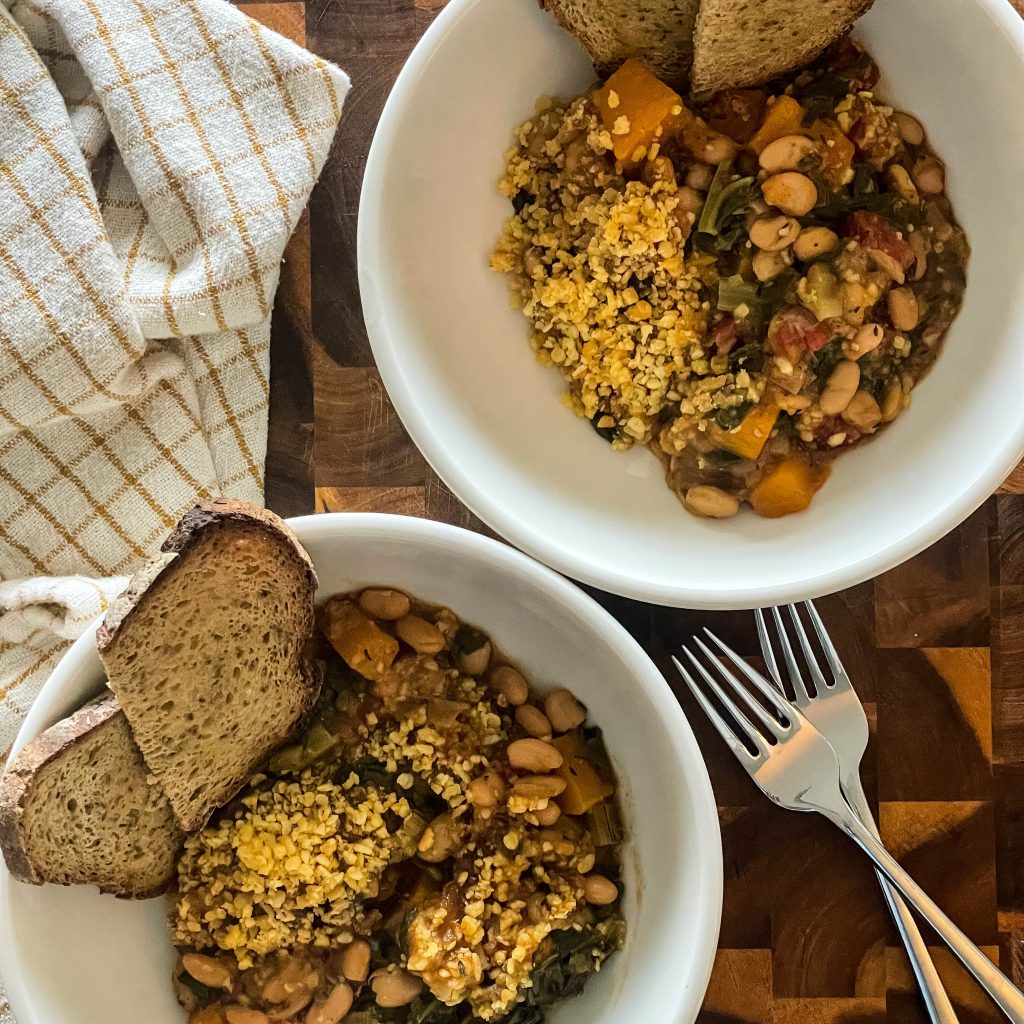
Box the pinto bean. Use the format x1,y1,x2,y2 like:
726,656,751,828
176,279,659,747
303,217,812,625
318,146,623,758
372,970,423,1008
182,954,232,990
304,984,354,1024
340,940,371,984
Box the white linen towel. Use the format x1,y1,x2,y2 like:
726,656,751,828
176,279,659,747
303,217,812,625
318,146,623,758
0,2,347,1014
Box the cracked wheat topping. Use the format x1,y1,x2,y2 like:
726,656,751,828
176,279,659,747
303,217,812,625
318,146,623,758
170,588,625,1024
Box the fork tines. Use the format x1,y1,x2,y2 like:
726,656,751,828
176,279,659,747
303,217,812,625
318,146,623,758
672,631,795,764
755,602,851,701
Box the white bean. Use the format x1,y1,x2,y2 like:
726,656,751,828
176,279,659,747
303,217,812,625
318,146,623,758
841,391,882,433
543,689,586,732
583,875,619,906
683,486,740,519
749,215,801,252
868,248,906,285
357,588,410,621
758,134,816,174
507,738,563,772
888,287,920,331
394,614,445,654
912,157,945,196
880,380,903,422
752,248,791,282
819,360,861,416
761,172,817,217
848,323,885,359
894,112,924,146
793,227,839,261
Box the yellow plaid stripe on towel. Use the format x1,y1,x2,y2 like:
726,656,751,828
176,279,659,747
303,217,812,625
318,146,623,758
0,0,346,879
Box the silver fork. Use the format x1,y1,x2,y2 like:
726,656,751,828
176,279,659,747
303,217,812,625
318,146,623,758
673,631,1024,1024
757,603,958,1024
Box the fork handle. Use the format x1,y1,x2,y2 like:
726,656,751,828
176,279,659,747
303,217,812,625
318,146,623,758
844,780,959,1024
827,805,1024,1023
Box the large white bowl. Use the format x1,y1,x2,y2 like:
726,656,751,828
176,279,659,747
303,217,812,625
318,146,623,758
359,0,1024,609
0,514,722,1024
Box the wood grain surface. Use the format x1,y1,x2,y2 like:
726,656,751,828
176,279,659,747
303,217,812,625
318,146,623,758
248,1,1024,1020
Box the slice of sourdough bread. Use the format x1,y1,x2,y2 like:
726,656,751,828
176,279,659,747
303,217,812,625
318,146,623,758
97,498,319,832
690,0,875,97
540,0,701,90
0,694,183,897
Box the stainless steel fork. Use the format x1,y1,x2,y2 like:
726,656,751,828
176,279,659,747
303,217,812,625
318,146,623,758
673,631,1024,1024
757,603,958,1024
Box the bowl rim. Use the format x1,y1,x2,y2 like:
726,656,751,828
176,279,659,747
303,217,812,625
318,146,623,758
0,512,724,1024
357,0,1024,609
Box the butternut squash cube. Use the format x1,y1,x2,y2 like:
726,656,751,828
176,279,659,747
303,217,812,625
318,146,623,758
597,59,684,164
320,598,398,682
748,95,808,154
712,403,780,461
750,457,830,518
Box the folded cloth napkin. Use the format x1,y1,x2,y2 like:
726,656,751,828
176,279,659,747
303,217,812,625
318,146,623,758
0,0,346,919
0,0,347,1014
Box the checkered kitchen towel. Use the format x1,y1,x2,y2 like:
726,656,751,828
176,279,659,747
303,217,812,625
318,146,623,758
0,0,346,837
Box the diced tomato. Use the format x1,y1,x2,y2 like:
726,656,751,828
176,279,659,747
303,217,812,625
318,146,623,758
845,211,914,271
767,308,830,361
711,314,738,354
704,89,768,144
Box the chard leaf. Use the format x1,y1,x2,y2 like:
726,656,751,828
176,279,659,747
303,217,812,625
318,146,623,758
717,276,760,313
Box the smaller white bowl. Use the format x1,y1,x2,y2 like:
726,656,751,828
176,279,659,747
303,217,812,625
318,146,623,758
359,0,1024,608
0,514,722,1024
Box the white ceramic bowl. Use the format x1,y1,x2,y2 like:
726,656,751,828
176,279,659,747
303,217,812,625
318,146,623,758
0,514,722,1024
359,0,1024,609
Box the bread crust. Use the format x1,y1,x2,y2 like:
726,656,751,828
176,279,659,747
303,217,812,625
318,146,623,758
0,695,174,898
97,498,317,650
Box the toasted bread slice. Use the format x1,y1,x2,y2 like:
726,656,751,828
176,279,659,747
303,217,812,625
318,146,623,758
540,0,701,90
690,0,875,97
0,694,183,897
97,499,319,832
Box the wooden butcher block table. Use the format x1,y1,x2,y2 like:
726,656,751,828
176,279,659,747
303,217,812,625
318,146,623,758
246,1,1024,1020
